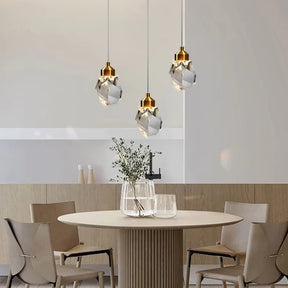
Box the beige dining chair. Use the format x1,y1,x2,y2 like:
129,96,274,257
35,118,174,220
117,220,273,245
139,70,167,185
185,201,269,288
4,218,104,288
30,201,115,288
276,230,288,277
195,222,288,288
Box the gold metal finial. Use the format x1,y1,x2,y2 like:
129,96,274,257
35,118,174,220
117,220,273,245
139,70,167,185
141,92,155,108
175,46,189,61
101,62,115,76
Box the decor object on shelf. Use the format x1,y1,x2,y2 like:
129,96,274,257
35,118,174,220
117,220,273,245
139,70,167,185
110,137,161,217
95,0,122,106
87,164,95,184
154,194,177,218
135,0,162,137
169,0,196,90
78,164,85,184
145,152,161,180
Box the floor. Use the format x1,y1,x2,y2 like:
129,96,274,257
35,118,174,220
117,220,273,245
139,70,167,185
1,276,287,288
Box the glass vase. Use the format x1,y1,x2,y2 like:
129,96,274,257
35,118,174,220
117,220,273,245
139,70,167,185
154,194,177,218
120,180,155,217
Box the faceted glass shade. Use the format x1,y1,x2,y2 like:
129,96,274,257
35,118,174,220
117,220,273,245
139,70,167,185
96,76,122,106
169,60,196,90
135,106,162,137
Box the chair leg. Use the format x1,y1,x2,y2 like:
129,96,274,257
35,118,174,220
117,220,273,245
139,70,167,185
238,276,245,288
98,271,104,288
107,248,115,288
185,250,193,288
55,276,62,288
72,256,82,288
59,253,65,266
196,273,203,288
218,256,227,288
59,254,66,288
232,256,242,288
235,255,240,265
76,256,82,268
6,271,13,288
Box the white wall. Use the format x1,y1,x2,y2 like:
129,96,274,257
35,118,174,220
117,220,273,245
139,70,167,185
0,0,185,183
0,0,183,128
185,0,288,183
2,0,288,184
0,140,183,183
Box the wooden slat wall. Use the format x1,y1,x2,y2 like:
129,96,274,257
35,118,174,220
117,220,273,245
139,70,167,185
0,184,287,265
255,184,288,222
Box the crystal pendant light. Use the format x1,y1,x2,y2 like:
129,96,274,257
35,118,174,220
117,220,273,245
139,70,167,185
136,93,162,137
136,0,162,137
169,0,196,90
95,0,122,106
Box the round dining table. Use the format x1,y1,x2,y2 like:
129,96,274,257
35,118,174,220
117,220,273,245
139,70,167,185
59,210,242,288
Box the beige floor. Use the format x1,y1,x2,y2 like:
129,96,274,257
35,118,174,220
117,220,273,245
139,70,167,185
1,276,288,288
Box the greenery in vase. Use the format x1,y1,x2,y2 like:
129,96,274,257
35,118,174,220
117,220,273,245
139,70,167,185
109,137,161,216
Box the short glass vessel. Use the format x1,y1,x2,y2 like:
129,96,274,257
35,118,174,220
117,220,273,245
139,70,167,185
120,180,155,217
154,194,177,218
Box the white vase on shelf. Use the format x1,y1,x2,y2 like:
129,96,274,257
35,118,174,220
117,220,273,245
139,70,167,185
78,164,85,184
87,164,95,184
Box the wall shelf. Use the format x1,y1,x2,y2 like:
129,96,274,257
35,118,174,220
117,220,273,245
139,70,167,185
0,128,184,140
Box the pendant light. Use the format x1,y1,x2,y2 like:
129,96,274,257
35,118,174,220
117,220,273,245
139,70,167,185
95,0,122,106
135,0,162,137
169,0,196,90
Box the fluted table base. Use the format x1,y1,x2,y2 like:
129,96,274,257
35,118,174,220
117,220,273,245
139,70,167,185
119,229,183,288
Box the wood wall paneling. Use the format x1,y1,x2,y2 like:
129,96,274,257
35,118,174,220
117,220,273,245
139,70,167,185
1,184,285,267
255,184,288,222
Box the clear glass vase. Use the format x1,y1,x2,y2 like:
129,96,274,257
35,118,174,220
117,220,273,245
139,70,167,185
120,180,155,217
154,194,177,218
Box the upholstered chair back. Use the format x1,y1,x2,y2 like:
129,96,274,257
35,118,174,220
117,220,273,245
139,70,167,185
30,201,79,252
244,222,288,284
221,201,269,252
4,218,57,284
276,231,288,276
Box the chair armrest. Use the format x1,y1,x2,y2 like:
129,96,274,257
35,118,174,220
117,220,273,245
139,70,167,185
59,252,65,265
236,251,246,256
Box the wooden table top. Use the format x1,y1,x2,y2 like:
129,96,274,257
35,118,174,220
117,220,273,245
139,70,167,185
58,210,243,230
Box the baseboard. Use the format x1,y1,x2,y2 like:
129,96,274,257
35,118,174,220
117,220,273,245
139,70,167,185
1,264,287,285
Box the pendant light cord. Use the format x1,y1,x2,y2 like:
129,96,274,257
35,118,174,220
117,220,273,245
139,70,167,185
147,0,150,93
107,0,110,62
181,0,184,47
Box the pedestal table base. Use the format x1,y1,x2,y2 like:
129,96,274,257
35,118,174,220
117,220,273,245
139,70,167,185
119,229,183,288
